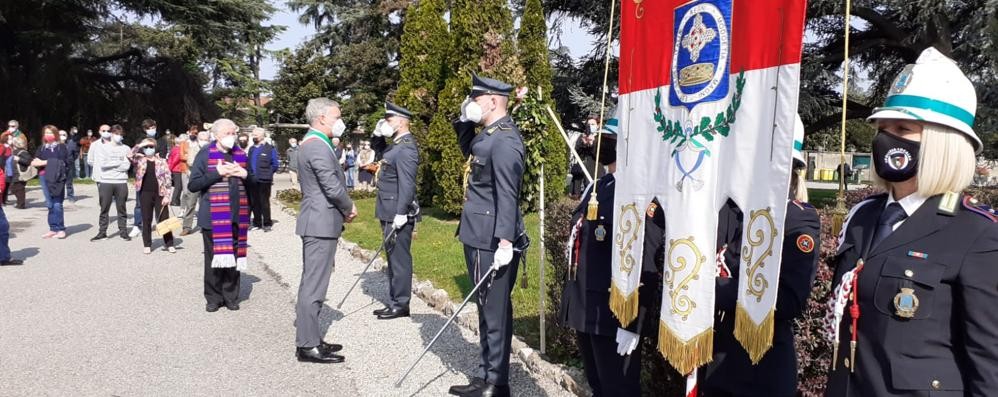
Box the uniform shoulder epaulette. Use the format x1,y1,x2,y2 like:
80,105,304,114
496,120,514,131
961,195,998,223
791,199,816,211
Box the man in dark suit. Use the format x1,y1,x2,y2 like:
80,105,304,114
248,127,279,231
447,75,525,397
371,101,420,320
558,119,664,397
293,97,355,364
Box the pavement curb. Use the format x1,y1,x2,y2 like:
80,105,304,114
278,200,590,397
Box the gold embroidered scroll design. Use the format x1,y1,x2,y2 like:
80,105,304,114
741,208,777,302
666,236,705,321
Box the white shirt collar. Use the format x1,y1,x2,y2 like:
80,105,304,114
887,191,929,218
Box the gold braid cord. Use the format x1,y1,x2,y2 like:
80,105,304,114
736,207,778,363
610,203,643,326
658,323,714,376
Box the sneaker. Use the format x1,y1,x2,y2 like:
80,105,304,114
42,231,57,239
55,231,67,239
129,226,140,238
167,247,176,254
251,226,262,231
143,247,151,254
90,233,109,242
180,228,193,236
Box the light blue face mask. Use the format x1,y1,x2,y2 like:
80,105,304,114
143,147,156,157
146,129,157,137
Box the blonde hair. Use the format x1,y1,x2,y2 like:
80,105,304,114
874,123,975,196
793,170,809,202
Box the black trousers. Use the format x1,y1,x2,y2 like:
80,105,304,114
9,181,25,209
464,246,520,386
139,189,173,248
202,227,241,306
98,182,129,235
2,177,11,204
170,172,183,206
251,181,273,227
576,330,642,397
382,221,413,309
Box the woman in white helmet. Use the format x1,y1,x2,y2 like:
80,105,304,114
824,47,998,396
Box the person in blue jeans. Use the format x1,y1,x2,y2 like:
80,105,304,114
31,125,70,239
0,167,24,266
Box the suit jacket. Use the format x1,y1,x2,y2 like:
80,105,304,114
558,174,664,337
375,133,419,222
701,199,821,397
187,144,255,230
826,193,998,397
454,116,525,250
295,135,353,239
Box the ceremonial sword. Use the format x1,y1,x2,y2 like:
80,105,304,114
336,205,420,310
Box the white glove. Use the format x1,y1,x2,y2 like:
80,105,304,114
493,243,514,269
615,328,639,356
392,214,408,230
459,96,472,122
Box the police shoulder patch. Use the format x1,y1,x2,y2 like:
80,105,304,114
796,234,815,253
962,195,998,223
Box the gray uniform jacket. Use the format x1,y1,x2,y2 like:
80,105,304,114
375,133,419,222
454,116,525,251
295,136,353,239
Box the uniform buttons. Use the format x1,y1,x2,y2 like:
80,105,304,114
931,380,941,390
843,358,850,369
905,269,914,278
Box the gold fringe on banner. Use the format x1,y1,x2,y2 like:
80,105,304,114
657,321,714,376
609,282,639,327
734,304,775,364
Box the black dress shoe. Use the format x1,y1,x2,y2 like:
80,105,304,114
225,302,240,311
120,232,131,241
0,259,24,266
206,303,220,312
319,340,343,353
90,233,108,242
449,377,485,396
296,346,344,364
372,306,391,316
479,383,510,397
377,307,410,320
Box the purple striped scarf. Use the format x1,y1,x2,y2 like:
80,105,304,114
207,144,250,270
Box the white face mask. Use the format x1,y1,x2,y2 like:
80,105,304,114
142,147,156,156
290,142,298,148
111,134,123,144
589,123,599,133
376,120,396,137
59,135,67,142
220,135,237,150
465,101,486,124
146,129,157,137
101,131,112,140
331,119,346,138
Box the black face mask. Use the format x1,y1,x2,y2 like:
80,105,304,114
872,131,920,182
597,138,617,165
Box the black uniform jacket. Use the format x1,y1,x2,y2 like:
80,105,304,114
558,174,665,337
826,193,998,397
702,199,821,397
375,133,419,222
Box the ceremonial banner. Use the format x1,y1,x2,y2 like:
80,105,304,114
610,0,807,374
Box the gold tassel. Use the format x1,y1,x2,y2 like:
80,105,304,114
609,282,639,327
586,195,599,221
657,321,714,376
733,304,775,364
830,193,848,237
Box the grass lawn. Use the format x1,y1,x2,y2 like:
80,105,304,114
808,188,839,209
27,177,99,186
337,198,556,348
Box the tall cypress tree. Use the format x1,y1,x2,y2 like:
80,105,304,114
395,0,449,206
516,0,566,209
426,0,525,215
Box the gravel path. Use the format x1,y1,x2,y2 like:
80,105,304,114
0,176,573,397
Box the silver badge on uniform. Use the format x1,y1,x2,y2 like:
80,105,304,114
595,224,607,242
893,287,919,318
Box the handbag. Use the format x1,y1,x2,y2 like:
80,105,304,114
155,205,183,236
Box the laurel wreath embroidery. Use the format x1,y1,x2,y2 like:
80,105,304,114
655,70,746,156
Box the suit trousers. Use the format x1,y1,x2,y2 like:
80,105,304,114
139,189,173,248
576,330,642,397
382,221,413,309
97,182,128,235
180,173,200,231
251,181,273,227
296,235,338,348
464,245,520,386
202,227,241,306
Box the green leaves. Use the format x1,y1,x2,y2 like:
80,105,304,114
655,71,746,150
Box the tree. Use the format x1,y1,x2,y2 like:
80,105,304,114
516,0,567,209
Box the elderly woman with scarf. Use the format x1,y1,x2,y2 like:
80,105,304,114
188,119,254,313
130,138,175,254
31,125,70,239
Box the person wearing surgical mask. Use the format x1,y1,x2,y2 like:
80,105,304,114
569,117,601,198
31,125,71,239
286,137,301,189
188,118,254,313
130,137,175,255
89,124,133,242
179,128,210,235
61,129,79,201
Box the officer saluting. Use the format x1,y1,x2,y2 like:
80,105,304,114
558,119,664,397
700,116,820,397
825,47,998,396
448,75,525,397
371,101,420,320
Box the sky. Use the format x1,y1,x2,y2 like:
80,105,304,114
259,3,599,81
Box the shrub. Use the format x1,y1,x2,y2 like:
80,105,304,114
276,188,302,204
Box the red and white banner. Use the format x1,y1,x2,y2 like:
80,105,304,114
609,0,807,375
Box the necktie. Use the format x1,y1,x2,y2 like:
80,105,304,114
872,202,908,249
